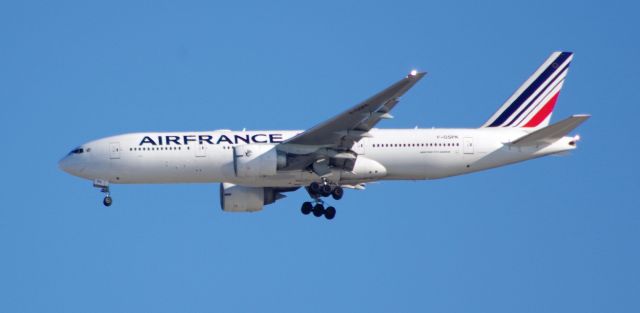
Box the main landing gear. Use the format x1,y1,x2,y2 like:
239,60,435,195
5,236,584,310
93,179,112,207
301,180,343,220
301,201,337,220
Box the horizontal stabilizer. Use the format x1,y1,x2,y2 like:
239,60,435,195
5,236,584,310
511,114,590,146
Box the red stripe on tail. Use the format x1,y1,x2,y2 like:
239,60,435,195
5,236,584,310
523,92,560,127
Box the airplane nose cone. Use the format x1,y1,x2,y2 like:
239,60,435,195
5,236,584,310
58,156,72,173
58,155,84,176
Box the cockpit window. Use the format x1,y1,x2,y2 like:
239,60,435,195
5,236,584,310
68,148,84,155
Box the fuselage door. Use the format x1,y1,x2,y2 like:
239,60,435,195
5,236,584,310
109,142,121,159
463,137,474,154
195,143,206,157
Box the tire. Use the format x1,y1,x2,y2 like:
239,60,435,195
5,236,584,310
301,202,312,215
331,186,344,200
103,196,113,207
312,204,325,217
309,182,321,194
320,184,333,197
324,206,336,220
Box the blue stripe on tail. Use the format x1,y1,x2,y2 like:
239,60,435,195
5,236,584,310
504,62,570,127
487,52,572,127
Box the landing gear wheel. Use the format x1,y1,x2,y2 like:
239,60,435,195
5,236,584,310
301,202,312,215
309,182,321,194
331,186,344,200
312,203,325,217
103,196,113,207
320,184,333,197
324,206,336,220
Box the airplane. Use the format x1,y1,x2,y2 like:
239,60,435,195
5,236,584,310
59,51,589,220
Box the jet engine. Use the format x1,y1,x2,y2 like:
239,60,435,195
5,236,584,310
219,183,293,212
233,144,287,177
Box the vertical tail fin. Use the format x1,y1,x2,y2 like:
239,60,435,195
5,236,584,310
482,51,573,129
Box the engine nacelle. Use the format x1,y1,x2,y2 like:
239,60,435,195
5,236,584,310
219,183,282,212
233,144,286,177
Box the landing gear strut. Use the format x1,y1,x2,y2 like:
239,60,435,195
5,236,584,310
301,180,343,220
93,179,112,207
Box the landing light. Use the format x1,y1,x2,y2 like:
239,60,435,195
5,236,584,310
410,69,418,76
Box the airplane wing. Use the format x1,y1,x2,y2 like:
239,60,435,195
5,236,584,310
278,71,426,171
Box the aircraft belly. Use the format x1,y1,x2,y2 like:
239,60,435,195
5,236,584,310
109,151,230,184
228,171,315,188
370,151,429,180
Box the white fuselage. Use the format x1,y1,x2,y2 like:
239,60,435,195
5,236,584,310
59,128,577,187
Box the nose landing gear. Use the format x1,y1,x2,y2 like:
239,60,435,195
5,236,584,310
93,179,112,207
103,195,113,207
302,180,343,220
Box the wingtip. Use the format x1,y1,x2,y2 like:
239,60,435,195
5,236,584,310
407,70,427,79
572,114,591,119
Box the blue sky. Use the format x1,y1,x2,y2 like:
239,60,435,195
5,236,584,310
1,0,638,312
